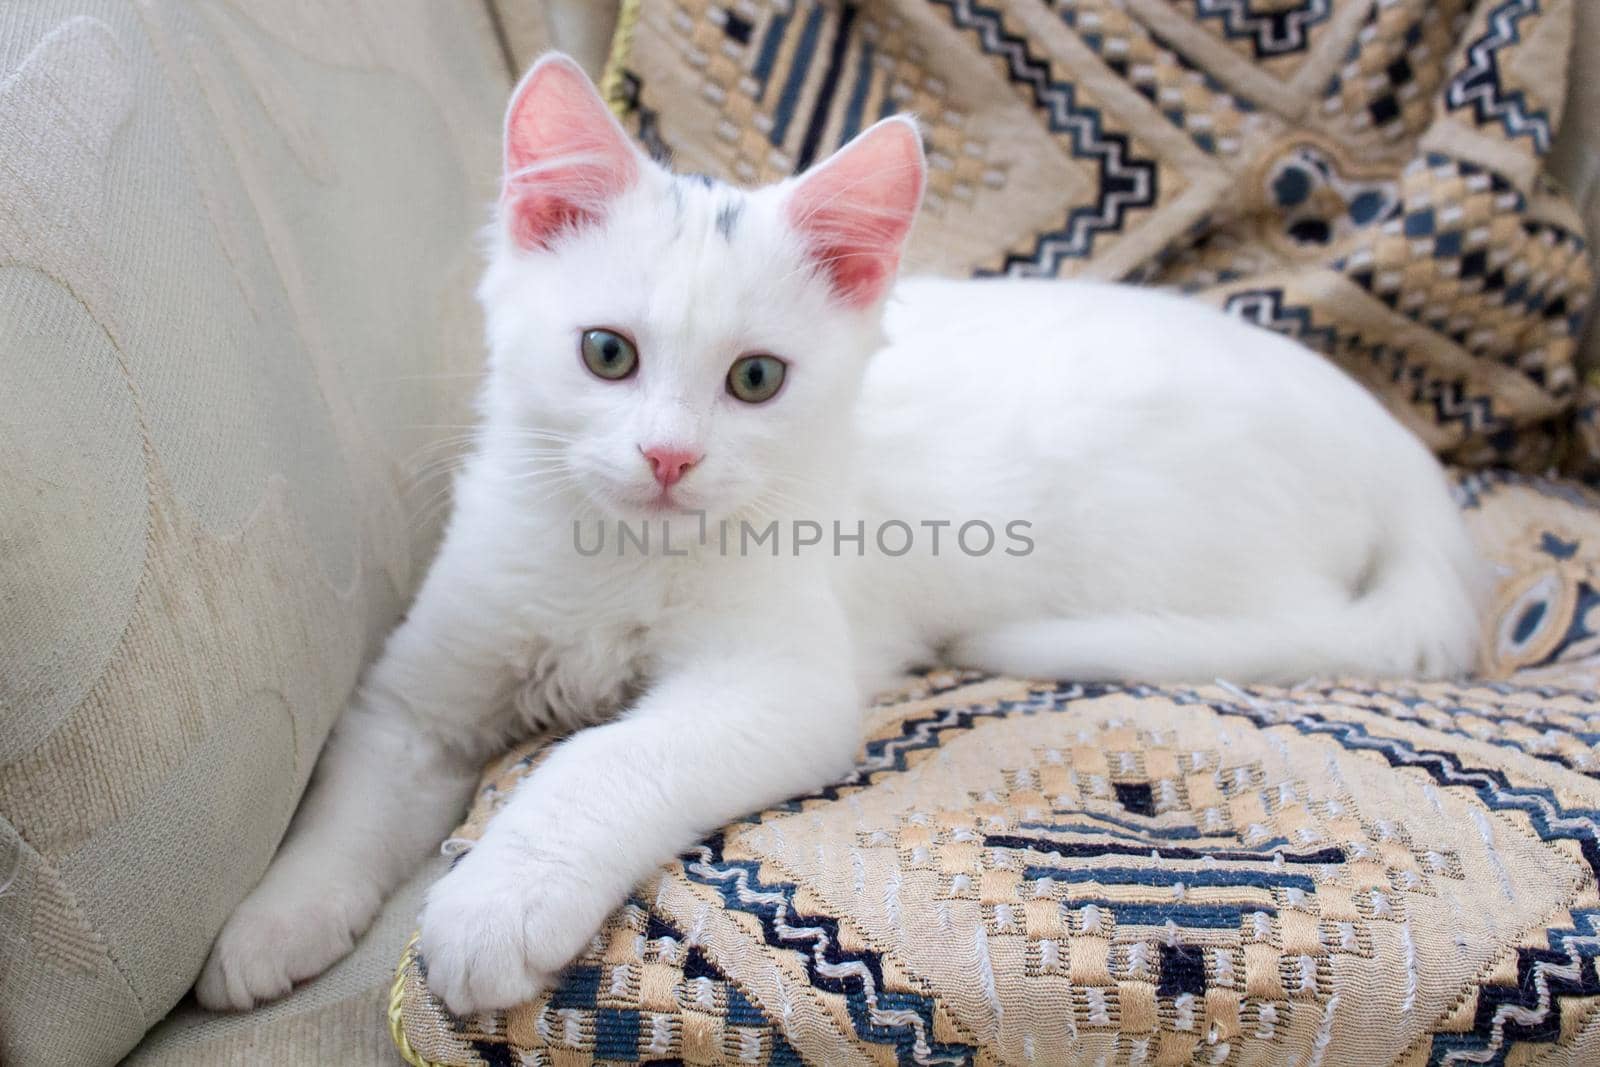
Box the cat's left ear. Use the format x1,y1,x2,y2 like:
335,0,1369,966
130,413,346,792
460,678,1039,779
501,53,643,251
785,116,926,309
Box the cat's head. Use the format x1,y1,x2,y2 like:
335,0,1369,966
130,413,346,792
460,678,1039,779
477,54,925,523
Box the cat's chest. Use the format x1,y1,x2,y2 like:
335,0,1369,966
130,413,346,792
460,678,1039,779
507,621,648,734
501,561,685,735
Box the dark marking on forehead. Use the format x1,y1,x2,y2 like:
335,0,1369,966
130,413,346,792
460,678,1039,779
665,170,746,241
715,198,744,240
665,180,687,238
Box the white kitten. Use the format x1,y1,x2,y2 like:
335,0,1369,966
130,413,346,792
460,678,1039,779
198,54,1484,1015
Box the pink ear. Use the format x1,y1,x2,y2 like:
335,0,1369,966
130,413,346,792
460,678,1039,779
786,117,926,308
502,54,641,251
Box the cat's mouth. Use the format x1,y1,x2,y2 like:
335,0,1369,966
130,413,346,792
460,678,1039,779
602,482,706,518
584,462,735,520
642,489,688,513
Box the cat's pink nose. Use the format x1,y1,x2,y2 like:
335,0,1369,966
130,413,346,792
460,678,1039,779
641,446,701,488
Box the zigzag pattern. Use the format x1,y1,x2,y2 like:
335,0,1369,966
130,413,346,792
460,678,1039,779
1444,0,1554,154
1168,687,1600,881
720,674,1600,1064
758,682,1105,816
1130,683,1600,1062
797,674,1600,891
1224,289,1341,350
1192,0,1332,58
1222,288,1509,441
1455,469,1600,512
1261,684,1600,780
1428,909,1600,1064
682,836,976,1066
929,0,1159,275
519,901,807,1065
617,70,670,162
843,683,1099,785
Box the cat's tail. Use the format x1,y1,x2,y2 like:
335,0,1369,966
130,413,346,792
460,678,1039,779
947,520,1489,685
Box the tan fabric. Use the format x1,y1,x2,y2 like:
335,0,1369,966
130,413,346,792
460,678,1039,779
490,0,548,81
492,0,620,78
0,3,506,1064
123,857,447,1067
546,0,618,79
394,473,1600,1066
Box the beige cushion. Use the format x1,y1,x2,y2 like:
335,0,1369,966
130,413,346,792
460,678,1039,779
122,856,447,1067
0,3,506,1064
492,0,618,79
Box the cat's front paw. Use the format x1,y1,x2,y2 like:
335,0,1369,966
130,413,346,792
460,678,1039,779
197,870,380,1011
417,845,597,1015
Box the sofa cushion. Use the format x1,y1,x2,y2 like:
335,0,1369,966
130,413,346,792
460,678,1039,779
392,473,1600,1065
121,856,448,1067
0,4,506,1064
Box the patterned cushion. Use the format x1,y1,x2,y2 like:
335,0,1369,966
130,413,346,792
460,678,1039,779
0,4,506,1065
392,474,1600,1065
597,0,1594,476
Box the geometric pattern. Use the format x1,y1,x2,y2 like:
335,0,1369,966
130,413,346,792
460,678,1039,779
681,835,971,1064
1189,0,1333,61
1058,0,1276,160
601,0,1593,477
1431,910,1600,1063
931,0,1164,275
1335,154,1588,391
1219,286,1516,449
394,475,1600,1066
1444,0,1556,154
648,0,1005,216
1319,0,1473,149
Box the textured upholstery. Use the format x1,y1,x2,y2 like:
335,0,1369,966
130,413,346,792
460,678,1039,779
0,3,505,1064
124,857,449,1067
395,473,1600,1065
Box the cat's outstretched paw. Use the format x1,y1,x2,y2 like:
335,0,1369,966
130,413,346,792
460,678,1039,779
197,873,379,1010
417,845,594,1015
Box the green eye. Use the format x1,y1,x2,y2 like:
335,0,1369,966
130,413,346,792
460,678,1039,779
727,354,786,404
580,328,638,380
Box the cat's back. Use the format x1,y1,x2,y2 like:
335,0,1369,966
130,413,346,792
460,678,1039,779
857,275,1447,539
870,276,1418,455
882,276,1363,397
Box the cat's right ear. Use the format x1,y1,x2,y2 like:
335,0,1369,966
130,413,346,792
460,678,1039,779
785,116,925,309
501,54,642,251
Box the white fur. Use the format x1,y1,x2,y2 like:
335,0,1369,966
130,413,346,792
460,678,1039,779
198,56,1484,1016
